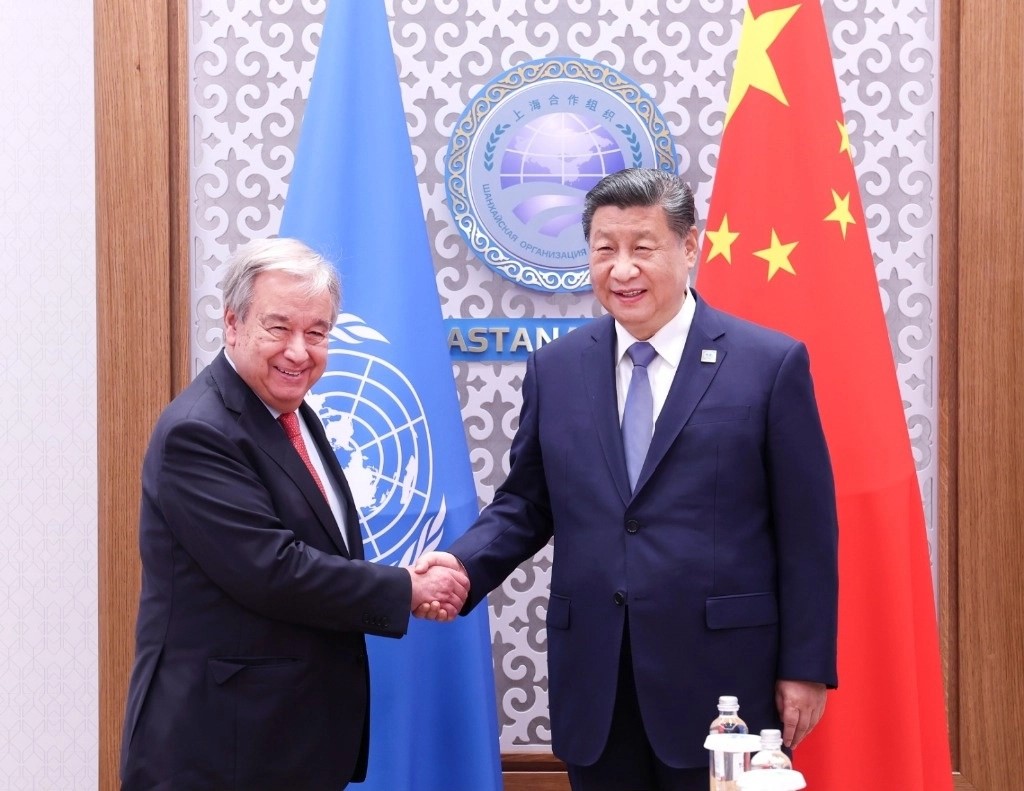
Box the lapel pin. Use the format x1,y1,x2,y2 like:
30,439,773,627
701,349,718,364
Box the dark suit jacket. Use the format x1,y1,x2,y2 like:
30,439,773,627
120,351,411,791
450,291,839,768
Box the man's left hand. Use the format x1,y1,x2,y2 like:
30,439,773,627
775,679,827,749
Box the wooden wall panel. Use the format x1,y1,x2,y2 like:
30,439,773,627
95,0,188,787
503,754,571,790
942,0,1024,790
938,0,960,750
937,1,962,783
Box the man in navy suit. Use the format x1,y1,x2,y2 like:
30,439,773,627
120,238,469,791
420,169,839,790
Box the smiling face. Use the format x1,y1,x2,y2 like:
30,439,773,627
587,203,699,340
224,270,334,413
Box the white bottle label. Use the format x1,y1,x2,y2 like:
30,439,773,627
711,751,745,790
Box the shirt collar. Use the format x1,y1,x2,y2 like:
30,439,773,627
614,289,696,370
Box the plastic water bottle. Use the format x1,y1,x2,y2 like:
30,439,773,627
750,729,792,771
708,695,749,791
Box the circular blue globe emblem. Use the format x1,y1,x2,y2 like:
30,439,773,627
307,345,442,566
446,57,678,293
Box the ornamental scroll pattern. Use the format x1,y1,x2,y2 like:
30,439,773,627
188,0,939,751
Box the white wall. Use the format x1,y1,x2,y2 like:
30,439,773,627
0,2,97,788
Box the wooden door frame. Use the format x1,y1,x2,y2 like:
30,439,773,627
939,0,1024,789
95,0,188,787
96,1,1017,788
938,0,963,786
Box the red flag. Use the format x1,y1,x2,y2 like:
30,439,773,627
696,2,952,789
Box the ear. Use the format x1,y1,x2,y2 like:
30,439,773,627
683,226,700,271
224,308,239,348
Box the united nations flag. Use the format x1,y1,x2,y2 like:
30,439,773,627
280,1,501,788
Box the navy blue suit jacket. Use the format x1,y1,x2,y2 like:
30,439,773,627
120,351,411,791
450,292,838,768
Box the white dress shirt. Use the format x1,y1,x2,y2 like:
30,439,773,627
614,289,697,427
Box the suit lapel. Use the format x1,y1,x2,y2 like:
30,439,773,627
633,293,728,495
211,352,352,557
581,317,633,506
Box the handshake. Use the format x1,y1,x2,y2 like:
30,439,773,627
407,551,469,622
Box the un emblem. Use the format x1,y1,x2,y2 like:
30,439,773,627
307,314,444,567
445,57,677,293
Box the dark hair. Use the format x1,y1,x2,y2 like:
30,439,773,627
581,168,696,242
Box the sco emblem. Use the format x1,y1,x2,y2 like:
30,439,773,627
445,57,677,293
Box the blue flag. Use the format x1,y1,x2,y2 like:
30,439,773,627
280,2,502,789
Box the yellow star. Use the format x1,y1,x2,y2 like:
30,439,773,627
705,215,741,264
753,229,798,280
725,3,802,127
837,120,853,159
824,189,856,239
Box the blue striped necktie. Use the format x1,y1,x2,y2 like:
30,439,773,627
622,341,657,492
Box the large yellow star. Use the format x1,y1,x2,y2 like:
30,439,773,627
753,229,798,280
724,3,802,127
824,189,856,238
705,215,741,264
837,120,853,159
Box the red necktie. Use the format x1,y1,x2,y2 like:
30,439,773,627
278,411,327,499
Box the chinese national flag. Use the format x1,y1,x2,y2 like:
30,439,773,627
696,2,953,790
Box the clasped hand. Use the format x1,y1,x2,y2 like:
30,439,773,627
407,551,470,622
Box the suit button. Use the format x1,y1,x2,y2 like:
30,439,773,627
613,591,626,606
625,519,640,534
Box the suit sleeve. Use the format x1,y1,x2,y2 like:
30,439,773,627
450,351,555,612
153,417,412,637
766,341,839,687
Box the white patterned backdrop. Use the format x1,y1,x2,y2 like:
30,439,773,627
0,2,97,788
189,0,938,751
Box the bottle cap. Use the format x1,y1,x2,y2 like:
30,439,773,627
758,728,783,748
736,769,807,790
717,694,739,708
